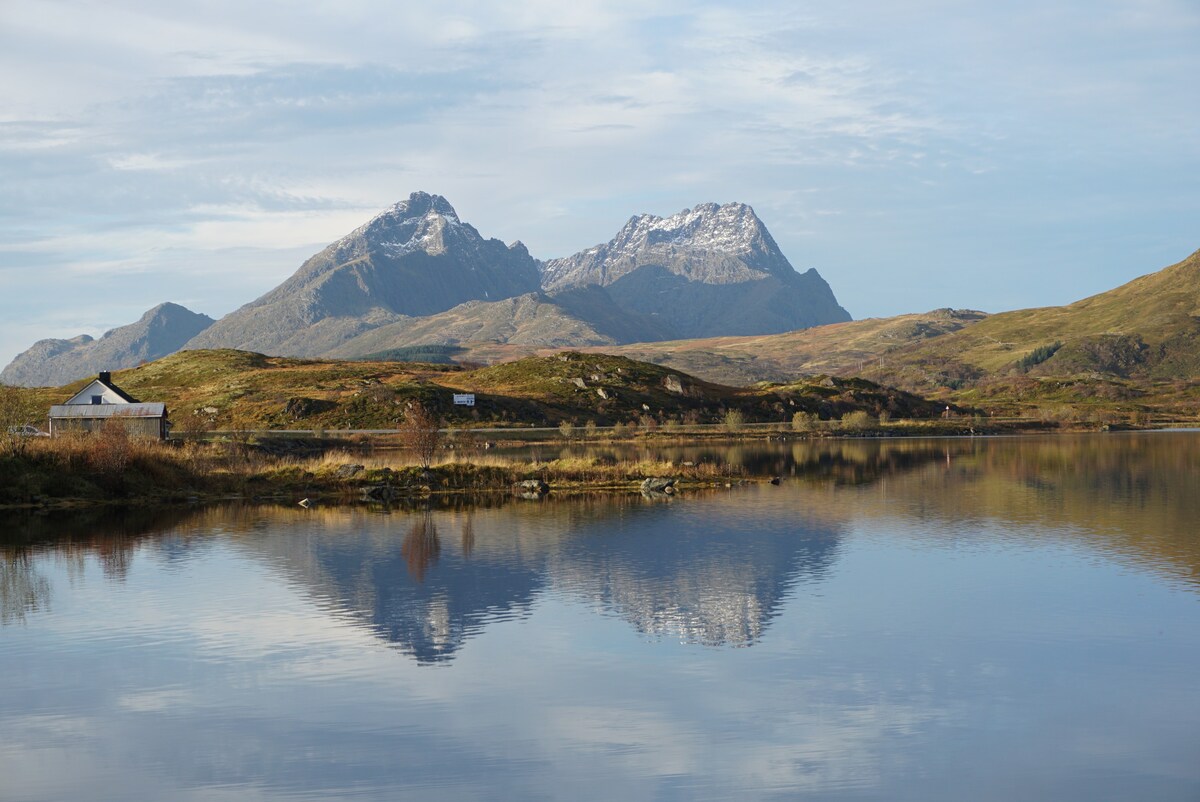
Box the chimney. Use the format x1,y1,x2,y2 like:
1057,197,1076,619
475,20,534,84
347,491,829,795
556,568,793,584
99,371,111,384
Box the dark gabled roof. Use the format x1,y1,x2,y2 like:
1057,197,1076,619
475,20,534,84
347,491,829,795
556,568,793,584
99,378,139,403
49,403,166,419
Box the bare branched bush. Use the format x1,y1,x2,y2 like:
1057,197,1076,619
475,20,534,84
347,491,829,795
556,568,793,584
723,409,745,433
89,418,133,476
398,401,442,468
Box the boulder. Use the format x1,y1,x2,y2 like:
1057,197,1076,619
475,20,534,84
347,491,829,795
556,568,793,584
517,479,550,495
335,464,365,479
640,477,676,493
361,484,400,502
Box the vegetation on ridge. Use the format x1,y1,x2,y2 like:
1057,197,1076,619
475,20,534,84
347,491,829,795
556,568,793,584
11,348,947,435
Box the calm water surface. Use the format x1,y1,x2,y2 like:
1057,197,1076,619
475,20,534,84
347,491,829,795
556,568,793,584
2,433,1199,801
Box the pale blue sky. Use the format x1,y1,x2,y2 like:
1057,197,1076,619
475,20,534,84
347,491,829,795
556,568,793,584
1,0,1197,369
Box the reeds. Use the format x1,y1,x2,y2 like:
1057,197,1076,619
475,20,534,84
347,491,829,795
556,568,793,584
1,434,749,507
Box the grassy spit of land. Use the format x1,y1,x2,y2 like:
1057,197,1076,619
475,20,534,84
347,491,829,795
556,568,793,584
0,410,1155,510
0,430,750,509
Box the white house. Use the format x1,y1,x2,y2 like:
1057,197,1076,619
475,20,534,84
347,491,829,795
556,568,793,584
48,371,170,439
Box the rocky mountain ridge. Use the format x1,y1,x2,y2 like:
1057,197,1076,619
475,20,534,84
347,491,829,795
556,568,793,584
542,201,850,338
0,302,214,388
3,192,851,386
184,192,543,357
542,201,798,290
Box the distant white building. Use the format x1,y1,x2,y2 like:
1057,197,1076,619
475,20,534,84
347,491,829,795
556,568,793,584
48,371,170,439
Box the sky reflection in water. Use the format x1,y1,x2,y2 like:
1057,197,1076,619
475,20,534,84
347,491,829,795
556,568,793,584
1,433,1199,801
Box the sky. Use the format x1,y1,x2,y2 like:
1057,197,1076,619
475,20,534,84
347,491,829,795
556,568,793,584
1,0,1198,370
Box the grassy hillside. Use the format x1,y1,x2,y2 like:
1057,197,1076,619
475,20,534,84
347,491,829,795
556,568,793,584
585,308,987,385
522,250,1200,419
18,349,947,433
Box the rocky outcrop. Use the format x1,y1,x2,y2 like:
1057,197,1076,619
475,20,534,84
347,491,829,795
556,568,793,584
639,477,677,498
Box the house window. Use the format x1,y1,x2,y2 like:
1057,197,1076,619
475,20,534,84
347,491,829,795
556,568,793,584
91,395,103,405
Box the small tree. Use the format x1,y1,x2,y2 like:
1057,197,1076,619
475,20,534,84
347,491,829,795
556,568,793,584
723,409,745,433
558,419,575,440
583,420,598,440
841,410,873,431
791,411,818,433
399,401,443,468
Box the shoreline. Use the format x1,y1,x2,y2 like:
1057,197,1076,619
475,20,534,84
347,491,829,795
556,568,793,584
2,423,1191,512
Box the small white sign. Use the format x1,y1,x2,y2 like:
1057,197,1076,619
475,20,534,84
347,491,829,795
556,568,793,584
453,393,475,407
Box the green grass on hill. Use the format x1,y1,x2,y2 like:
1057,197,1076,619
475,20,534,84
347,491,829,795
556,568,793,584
9,348,949,434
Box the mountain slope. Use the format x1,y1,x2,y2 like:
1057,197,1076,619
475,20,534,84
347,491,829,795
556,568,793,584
184,192,542,356
0,302,215,387
542,201,851,338
325,286,674,358
582,309,987,385
860,248,1200,390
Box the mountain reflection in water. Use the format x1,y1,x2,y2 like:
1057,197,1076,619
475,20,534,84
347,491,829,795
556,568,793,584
2,433,1199,801
4,432,1197,655
224,494,844,662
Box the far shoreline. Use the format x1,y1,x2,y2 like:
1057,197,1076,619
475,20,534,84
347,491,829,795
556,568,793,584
4,424,1197,513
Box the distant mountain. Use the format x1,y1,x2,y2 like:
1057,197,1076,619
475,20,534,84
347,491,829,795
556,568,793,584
186,194,848,359
184,191,543,356
7,193,857,377
541,201,851,338
0,302,214,387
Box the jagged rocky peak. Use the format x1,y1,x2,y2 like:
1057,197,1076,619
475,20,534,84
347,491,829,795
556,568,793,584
368,191,461,234
540,199,851,338
182,190,544,357
615,201,771,255
332,191,466,260
541,200,798,292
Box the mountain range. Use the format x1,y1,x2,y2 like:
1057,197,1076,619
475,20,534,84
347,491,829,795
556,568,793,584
0,303,214,387
5,192,1196,398
2,192,850,386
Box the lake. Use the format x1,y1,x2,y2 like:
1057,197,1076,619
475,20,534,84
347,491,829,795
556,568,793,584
2,433,1198,801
